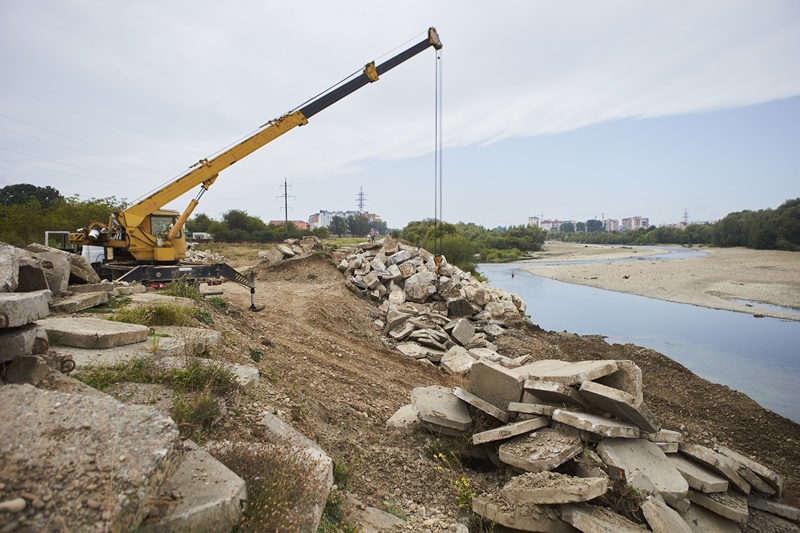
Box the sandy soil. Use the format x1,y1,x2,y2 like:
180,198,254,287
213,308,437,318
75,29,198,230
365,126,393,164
520,243,800,322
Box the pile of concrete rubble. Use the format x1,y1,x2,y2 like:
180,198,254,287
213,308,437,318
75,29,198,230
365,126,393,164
388,358,798,532
259,236,324,263
337,235,528,366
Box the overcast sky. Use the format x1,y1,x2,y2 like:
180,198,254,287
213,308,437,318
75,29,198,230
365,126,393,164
1,1,798,230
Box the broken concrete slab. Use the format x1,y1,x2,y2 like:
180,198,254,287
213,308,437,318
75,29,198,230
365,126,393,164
0,323,49,361
668,454,730,493
641,495,693,533
502,471,608,505
410,385,472,432
0,289,50,329
386,404,420,434
3,355,53,385
146,440,246,533
653,442,679,454
498,428,583,473
526,359,619,386
472,495,579,533
16,254,50,292
746,508,800,533
748,494,800,522
688,490,749,524
440,345,476,376
67,281,117,294
261,246,284,263
716,445,783,497
129,293,196,308
342,493,406,533
468,360,525,410
597,438,689,503
49,290,108,312
0,384,182,532
452,386,510,423
0,242,20,292
404,271,437,303
679,443,750,494
574,449,608,479
644,429,683,443
33,250,71,295
737,465,777,497
450,317,475,345
680,504,742,533
524,380,587,406
26,242,101,284
472,417,548,445
508,402,557,418
557,503,645,533
396,342,445,361
39,316,150,348
578,380,660,433
594,360,644,407
552,409,641,438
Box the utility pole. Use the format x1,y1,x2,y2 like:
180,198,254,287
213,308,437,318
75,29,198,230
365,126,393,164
276,178,296,237
683,208,689,226
356,187,366,214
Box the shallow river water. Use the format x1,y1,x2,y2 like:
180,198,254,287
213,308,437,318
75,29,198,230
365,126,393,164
478,255,800,424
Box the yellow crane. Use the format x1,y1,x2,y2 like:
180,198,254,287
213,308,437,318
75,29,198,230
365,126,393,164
70,28,442,302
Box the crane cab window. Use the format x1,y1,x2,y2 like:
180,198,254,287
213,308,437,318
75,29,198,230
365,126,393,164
151,215,180,238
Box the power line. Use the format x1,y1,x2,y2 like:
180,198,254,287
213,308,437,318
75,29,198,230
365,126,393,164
0,147,140,187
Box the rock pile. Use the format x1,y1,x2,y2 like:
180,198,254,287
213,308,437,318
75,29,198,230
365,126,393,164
388,358,798,532
259,236,324,263
337,235,528,366
183,248,226,264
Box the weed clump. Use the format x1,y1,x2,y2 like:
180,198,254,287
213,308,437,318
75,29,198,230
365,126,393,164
110,302,213,327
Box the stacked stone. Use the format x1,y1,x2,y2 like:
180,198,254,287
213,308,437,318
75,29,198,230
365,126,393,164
336,235,528,366
259,236,324,263
388,358,797,532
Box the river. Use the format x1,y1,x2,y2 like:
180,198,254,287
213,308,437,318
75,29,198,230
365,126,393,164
478,256,800,424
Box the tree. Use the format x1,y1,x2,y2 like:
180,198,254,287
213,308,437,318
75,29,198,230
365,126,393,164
586,219,604,232
329,215,347,237
575,222,586,232
347,215,371,237
1,184,63,209
187,213,212,233
561,222,575,233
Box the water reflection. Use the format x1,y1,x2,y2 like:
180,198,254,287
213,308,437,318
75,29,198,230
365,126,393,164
478,262,800,423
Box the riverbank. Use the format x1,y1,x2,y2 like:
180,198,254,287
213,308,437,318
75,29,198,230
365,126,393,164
519,243,800,322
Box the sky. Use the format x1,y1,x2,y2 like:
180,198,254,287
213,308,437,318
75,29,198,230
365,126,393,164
1,1,798,230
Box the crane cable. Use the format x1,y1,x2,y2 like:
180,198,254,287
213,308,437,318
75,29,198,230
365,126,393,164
433,47,444,276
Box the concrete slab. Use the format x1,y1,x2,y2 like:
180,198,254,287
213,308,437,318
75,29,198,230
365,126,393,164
130,293,195,308
33,250,71,295
653,442,679,454
746,508,800,533
594,360,644,406
748,494,800,522
679,444,750,494
688,490,749,524
450,317,475,345
468,360,526,410
146,441,245,533
717,445,783,497
68,281,117,294
574,449,608,479
644,429,683,443
0,289,50,328
0,323,48,361
0,383,182,532
680,504,742,533
552,409,640,438
578,380,660,433
152,326,222,357
642,495,693,533
50,290,108,312
16,255,49,292
26,243,101,284
668,455,730,493
596,438,689,503
498,428,583,473
526,360,619,386
410,385,472,432
386,404,420,434
452,386,510,423
524,380,587,406
557,503,645,533
737,466,776,497
396,342,445,361
343,494,406,533
440,345,476,376
502,472,608,505
472,495,579,533
0,242,20,292
473,417,548,445
39,316,150,348
508,402,557,418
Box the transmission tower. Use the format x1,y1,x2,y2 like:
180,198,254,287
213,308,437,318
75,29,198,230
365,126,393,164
683,208,689,226
276,178,296,236
356,187,366,213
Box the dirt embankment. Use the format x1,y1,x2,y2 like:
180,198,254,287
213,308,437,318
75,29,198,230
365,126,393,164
208,252,800,524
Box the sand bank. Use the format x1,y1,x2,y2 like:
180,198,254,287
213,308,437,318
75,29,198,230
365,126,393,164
519,243,800,322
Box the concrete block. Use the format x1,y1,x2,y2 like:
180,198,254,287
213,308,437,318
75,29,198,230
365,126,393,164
641,495,693,533
597,438,689,503
557,503,645,533
452,386,509,423
472,495,577,533
3,355,52,384
473,417,548,445
0,242,20,292
0,384,182,532
687,490,749,524
526,360,619,386
679,444,750,494
502,472,608,505
748,494,800,522
410,385,471,432
716,445,782,497
0,289,50,328
668,455,729,493
146,441,246,533
680,504,741,533
450,317,474,345
552,409,640,438
468,360,525,410
261,247,284,263
0,323,49,361
16,255,50,292
578,380,660,433
34,250,71,295
595,360,644,406
39,316,149,348
498,428,583,473
440,346,476,376
524,380,587,406
386,404,420,434
507,401,556,418
27,243,101,285
49,291,108,312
